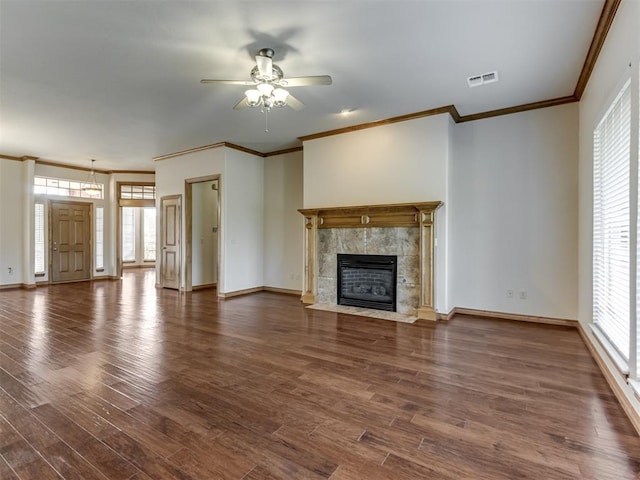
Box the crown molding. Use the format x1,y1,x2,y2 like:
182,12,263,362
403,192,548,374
456,95,578,123
35,159,113,174
0,156,153,175
0,154,39,162
264,146,303,157
299,106,457,142
153,141,264,161
574,0,621,100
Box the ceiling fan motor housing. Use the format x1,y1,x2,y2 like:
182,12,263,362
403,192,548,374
257,48,275,59
251,64,283,83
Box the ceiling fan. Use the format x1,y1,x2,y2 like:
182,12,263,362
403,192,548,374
200,48,332,112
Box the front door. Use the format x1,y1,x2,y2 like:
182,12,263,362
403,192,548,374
160,195,181,289
51,201,91,282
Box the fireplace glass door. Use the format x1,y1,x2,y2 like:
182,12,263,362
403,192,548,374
337,254,397,312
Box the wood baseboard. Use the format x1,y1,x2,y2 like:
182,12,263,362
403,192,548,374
0,283,30,290
577,322,640,435
218,286,263,299
219,286,302,298
450,307,578,327
436,309,457,321
263,286,301,296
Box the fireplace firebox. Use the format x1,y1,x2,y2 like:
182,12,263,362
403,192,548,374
337,254,397,312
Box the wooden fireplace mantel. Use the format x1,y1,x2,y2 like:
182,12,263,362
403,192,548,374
298,201,442,229
298,201,443,321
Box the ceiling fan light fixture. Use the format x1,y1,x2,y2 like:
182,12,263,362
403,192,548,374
272,88,289,107
245,89,262,107
257,83,274,96
202,47,331,129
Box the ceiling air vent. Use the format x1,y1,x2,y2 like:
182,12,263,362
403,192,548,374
467,70,499,88
467,75,483,88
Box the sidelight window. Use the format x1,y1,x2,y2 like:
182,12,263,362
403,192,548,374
34,203,45,274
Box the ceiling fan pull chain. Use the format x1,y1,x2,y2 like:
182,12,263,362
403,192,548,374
265,109,269,133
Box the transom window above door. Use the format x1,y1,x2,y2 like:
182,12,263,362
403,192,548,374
120,184,156,200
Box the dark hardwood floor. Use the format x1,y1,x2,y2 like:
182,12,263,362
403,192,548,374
0,269,638,479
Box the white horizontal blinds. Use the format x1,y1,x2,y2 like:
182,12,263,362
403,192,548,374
143,208,156,261
34,203,45,273
95,207,104,270
122,207,136,262
593,79,631,360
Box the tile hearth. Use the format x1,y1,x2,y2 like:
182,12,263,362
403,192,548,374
306,303,417,323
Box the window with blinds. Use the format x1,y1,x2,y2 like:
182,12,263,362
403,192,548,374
143,208,156,261
593,79,631,361
122,207,136,262
95,207,104,270
34,203,45,274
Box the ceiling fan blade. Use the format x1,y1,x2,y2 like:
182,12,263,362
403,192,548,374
256,55,272,77
286,94,305,111
201,79,255,85
233,97,249,110
280,75,332,87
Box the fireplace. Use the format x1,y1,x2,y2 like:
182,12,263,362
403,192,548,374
337,254,397,312
299,202,442,320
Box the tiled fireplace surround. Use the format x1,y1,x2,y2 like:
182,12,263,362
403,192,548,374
298,202,442,320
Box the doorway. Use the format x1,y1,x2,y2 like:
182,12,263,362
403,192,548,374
50,201,91,282
116,182,156,278
185,176,220,292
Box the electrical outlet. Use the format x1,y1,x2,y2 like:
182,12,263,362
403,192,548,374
506,289,514,299
7,267,12,274
519,290,527,300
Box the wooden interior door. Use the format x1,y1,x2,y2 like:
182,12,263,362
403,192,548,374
160,195,181,289
51,201,91,282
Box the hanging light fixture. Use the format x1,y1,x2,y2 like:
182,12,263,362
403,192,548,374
82,159,102,196
241,83,294,132
242,83,290,112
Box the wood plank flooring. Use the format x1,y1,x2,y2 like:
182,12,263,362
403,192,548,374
0,269,638,479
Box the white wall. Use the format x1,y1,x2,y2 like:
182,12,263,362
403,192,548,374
263,151,304,291
303,114,450,208
0,159,26,286
155,145,264,294
578,0,640,416
450,104,579,319
224,148,264,292
303,113,451,312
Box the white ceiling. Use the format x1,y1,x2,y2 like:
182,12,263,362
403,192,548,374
0,0,604,171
